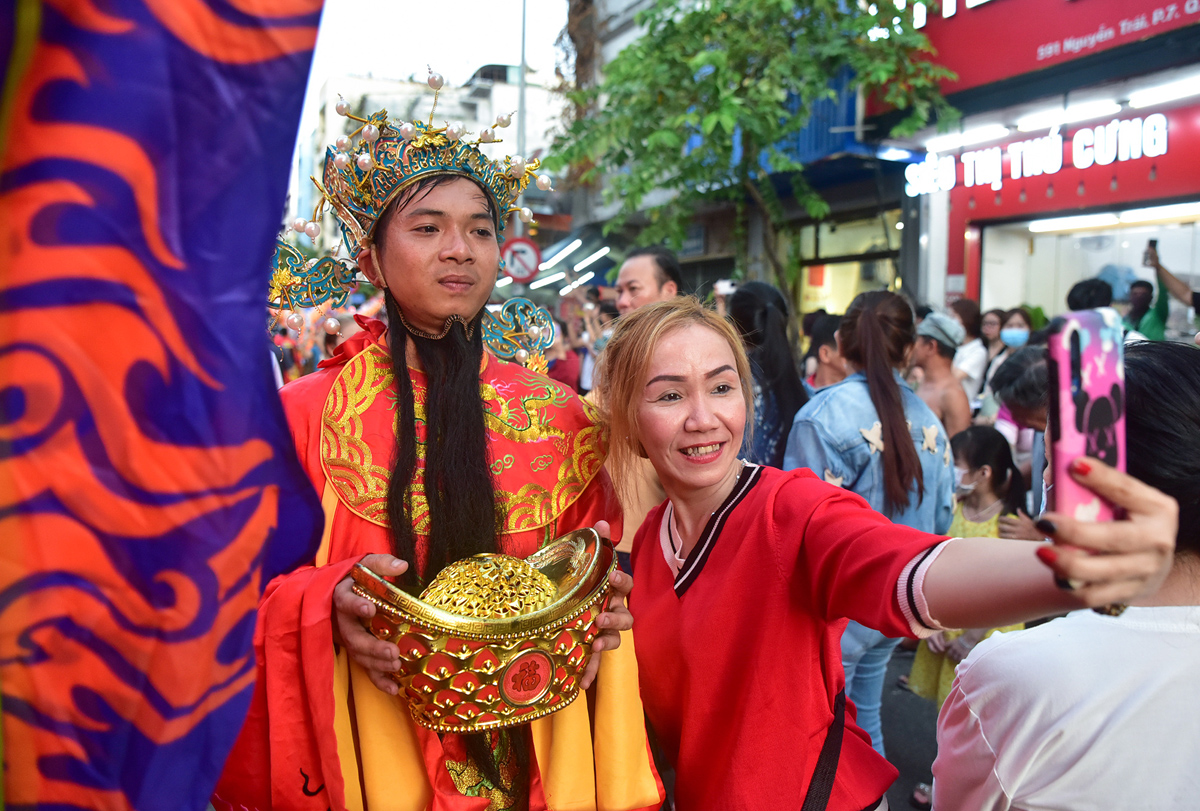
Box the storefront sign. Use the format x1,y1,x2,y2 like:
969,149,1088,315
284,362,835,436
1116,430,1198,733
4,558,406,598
904,152,957,196
1007,128,1065,180
910,0,1200,94
906,114,1170,197
939,102,1200,299
1071,114,1168,168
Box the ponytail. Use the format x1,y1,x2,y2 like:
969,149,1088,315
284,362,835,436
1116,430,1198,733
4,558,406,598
840,292,921,514
1001,462,1027,516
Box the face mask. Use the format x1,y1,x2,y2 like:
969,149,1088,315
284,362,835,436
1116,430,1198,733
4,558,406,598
953,465,976,496
1000,327,1029,348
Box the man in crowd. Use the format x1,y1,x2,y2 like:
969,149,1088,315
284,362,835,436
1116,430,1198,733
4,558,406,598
1067,278,1115,311
1147,244,1200,315
214,110,661,811
913,312,972,438
805,313,847,394
614,245,682,315
1123,277,1169,341
1066,278,1152,343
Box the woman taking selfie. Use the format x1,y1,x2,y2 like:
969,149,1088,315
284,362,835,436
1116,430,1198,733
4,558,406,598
598,297,1176,811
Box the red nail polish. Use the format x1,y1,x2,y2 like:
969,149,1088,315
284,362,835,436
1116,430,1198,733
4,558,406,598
1036,546,1058,566
1072,459,1093,475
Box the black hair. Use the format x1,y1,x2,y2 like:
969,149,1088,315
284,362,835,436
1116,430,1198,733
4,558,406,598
922,335,957,360
599,300,619,320
802,308,828,337
810,313,842,352
1129,279,1154,294
840,291,921,513
626,245,683,291
728,281,809,436
1026,326,1052,347
1125,341,1200,557
1067,279,1114,310
951,425,1028,515
990,346,1049,412
982,308,1006,326
915,304,934,321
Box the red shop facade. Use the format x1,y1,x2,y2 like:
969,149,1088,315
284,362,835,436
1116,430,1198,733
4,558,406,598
890,0,1200,335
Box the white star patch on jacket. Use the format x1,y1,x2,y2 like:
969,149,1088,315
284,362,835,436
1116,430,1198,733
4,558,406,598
922,425,939,454
860,421,885,454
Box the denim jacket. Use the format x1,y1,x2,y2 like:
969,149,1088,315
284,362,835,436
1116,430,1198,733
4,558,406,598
783,371,954,535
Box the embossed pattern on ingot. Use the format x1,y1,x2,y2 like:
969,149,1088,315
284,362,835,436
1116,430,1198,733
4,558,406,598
369,600,606,731
420,554,558,618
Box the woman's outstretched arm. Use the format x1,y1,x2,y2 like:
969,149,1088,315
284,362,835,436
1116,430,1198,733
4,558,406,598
923,457,1177,630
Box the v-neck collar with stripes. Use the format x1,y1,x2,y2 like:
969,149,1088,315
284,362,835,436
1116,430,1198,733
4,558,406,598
659,463,763,597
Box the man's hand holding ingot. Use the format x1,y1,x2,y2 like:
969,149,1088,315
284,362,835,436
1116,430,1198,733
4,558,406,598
1034,458,1176,608
581,519,635,690
333,554,409,695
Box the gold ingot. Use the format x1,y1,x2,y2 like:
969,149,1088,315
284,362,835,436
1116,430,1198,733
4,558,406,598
351,529,615,732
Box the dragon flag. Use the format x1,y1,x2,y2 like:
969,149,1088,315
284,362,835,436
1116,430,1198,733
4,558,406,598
0,0,326,807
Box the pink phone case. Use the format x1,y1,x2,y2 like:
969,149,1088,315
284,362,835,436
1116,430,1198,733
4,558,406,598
1046,308,1125,521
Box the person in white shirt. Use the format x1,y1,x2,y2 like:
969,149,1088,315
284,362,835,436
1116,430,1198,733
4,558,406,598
933,340,1200,811
949,299,988,402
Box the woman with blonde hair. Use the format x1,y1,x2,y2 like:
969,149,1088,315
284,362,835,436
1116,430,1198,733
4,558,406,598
597,296,1176,811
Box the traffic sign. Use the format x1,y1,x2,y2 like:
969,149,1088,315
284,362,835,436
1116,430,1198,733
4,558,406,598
502,237,542,284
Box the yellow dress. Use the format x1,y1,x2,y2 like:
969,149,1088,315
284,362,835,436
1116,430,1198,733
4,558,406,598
906,504,1025,709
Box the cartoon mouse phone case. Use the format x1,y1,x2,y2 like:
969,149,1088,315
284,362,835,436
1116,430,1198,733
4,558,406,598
1046,308,1126,522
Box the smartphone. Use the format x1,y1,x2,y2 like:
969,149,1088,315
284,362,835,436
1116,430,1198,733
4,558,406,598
1143,238,1158,267
714,279,738,296
1046,309,1125,521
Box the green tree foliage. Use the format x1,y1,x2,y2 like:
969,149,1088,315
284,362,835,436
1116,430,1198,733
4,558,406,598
550,0,956,314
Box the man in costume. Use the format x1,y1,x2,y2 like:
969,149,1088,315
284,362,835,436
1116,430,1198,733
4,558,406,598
214,87,663,811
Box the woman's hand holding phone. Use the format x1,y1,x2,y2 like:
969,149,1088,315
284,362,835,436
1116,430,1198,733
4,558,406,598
1032,457,1176,608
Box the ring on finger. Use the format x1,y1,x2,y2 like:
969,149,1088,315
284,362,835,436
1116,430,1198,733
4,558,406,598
1055,576,1086,591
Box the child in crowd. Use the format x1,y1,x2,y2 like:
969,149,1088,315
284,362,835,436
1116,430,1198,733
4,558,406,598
906,426,1030,709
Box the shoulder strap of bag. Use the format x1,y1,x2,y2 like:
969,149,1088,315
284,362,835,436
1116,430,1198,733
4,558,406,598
800,688,846,811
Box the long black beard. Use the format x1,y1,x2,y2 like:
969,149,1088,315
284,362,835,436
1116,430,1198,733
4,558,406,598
383,296,526,798
384,294,500,593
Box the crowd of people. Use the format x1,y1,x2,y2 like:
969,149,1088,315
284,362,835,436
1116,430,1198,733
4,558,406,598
236,106,1198,811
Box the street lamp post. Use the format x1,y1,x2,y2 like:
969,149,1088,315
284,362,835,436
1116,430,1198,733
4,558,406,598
515,0,527,237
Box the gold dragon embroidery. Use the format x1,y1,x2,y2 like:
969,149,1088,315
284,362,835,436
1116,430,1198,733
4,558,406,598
320,344,604,532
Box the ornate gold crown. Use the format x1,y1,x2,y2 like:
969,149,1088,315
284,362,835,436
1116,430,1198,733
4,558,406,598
350,529,616,733
309,69,554,257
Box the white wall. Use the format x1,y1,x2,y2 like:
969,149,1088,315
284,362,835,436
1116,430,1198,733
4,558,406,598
979,227,1030,311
